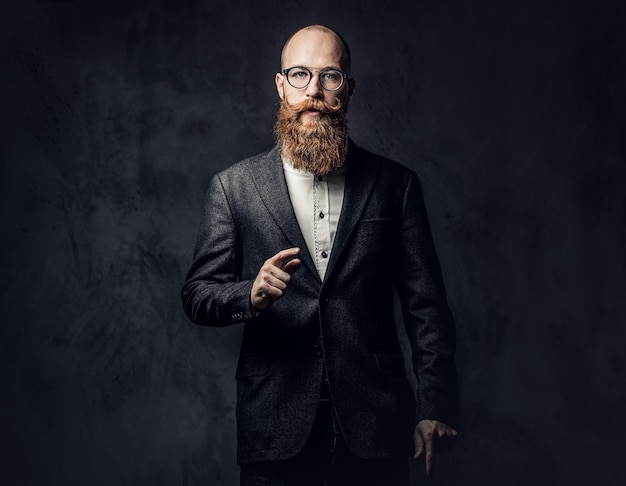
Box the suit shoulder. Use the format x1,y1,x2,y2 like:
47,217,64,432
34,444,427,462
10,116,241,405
215,146,279,180
349,142,417,181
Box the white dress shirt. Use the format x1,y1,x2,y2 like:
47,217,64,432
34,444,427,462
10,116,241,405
282,160,346,280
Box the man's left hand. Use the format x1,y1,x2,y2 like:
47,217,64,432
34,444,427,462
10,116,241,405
413,419,458,476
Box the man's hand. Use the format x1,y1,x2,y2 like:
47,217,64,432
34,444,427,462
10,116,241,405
250,248,301,311
413,419,458,476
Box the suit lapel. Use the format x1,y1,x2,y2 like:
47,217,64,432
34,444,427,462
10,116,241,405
250,146,320,281
324,143,381,283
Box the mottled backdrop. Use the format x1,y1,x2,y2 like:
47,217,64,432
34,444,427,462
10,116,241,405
1,0,624,485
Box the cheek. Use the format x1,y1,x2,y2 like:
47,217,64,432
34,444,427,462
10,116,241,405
284,91,306,106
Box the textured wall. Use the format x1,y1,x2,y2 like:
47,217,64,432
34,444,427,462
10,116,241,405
1,0,624,485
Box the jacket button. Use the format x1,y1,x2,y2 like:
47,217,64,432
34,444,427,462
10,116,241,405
314,344,322,356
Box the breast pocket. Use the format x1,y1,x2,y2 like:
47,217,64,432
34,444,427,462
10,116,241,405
358,217,394,235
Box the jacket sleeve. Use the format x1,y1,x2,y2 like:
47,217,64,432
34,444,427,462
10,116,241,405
181,173,257,326
394,171,459,428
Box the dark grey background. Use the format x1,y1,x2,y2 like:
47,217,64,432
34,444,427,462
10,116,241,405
1,0,624,484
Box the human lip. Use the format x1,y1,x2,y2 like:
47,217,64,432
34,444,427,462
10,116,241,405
303,109,322,116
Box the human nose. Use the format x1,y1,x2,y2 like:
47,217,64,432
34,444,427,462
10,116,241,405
305,73,323,98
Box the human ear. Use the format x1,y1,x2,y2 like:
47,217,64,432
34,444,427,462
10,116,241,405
275,72,285,100
347,77,356,101
345,77,356,104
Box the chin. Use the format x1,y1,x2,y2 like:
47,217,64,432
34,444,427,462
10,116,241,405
300,113,323,124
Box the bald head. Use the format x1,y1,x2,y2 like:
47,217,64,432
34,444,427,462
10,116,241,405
280,25,351,73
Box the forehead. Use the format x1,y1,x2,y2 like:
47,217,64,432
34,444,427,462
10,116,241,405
282,29,346,71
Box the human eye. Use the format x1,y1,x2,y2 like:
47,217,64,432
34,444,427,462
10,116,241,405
321,70,341,81
289,68,309,79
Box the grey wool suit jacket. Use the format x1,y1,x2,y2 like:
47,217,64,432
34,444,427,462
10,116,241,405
182,141,458,465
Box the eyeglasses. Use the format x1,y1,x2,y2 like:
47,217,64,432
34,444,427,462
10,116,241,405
282,66,349,91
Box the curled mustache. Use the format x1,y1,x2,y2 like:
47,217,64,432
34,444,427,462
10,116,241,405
282,97,344,115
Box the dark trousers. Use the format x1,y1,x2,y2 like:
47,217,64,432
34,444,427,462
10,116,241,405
240,400,409,486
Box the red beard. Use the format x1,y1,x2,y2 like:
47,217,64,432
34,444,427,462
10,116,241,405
274,97,349,176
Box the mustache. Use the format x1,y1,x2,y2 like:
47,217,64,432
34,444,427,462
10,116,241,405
282,97,344,115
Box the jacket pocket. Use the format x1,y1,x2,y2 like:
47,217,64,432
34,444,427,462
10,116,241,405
358,217,393,234
374,352,406,377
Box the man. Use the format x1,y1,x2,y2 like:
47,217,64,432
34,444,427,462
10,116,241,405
182,24,458,485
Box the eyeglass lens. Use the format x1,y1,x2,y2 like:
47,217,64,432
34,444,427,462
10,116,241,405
286,68,344,91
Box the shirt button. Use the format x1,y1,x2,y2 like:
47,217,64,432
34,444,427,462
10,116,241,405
317,175,323,182
321,251,328,258
319,212,325,219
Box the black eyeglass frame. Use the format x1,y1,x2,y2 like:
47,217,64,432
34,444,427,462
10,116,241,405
281,66,350,91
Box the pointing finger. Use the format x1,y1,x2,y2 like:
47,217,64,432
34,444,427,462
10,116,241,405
424,434,434,476
269,247,300,268
413,429,424,460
